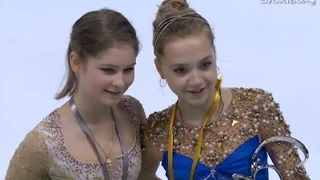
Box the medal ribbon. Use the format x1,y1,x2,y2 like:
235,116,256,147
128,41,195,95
168,77,223,180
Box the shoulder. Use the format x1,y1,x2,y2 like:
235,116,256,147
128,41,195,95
230,87,282,122
22,112,56,152
119,95,143,108
7,110,60,176
118,95,146,130
143,105,173,136
19,128,48,153
34,109,61,138
231,87,271,96
6,127,49,179
231,87,289,132
231,87,276,106
118,95,144,115
141,105,173,149
231,87,280,118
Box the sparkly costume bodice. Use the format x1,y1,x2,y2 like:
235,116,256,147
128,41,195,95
6,96,144,180
143,88,308,180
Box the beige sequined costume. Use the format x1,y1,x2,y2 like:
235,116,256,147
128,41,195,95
6,96,144,180
142,88,309,180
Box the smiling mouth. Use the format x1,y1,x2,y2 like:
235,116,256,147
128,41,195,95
104,90,121,95
188,88,205,94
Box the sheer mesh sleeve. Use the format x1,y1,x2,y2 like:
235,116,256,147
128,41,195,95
259,90,310,180
124,95,146,123
5,130,49,180
138,110,167,180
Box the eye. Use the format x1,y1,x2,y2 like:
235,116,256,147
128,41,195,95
124,67,135,73
200,61,212,70
101,68,115,74
173,67,188,75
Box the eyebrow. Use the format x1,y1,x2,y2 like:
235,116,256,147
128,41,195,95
170,55,213,68
100,63,136,68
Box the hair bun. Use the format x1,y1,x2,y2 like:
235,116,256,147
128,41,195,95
170,0,189,11
158,0,190,16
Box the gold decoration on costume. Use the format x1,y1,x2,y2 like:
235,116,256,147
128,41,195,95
232,99,236,105
231,120,240,127
248,93,254,101
151,121,156,128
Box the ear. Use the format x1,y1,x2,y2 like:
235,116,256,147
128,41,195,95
69,52,83,76
154,58,165,79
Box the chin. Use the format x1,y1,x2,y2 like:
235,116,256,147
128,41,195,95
100,97,122,106
181,90,209,106
184,97,208,107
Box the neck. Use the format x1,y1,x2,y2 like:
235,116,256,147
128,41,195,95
177,90,220,126
71,90,112,125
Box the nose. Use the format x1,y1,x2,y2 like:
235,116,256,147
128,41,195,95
188,71,203,86
112,73,125,89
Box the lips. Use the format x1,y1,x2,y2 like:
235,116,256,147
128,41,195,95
188,88,205,94
104,90,121,95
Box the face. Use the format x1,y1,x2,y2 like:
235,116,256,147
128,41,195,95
71,43,137,106
156,33,217,107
